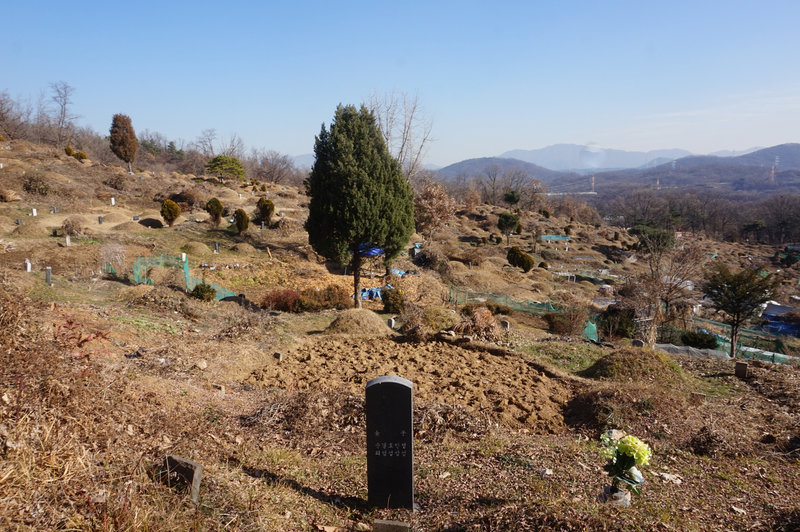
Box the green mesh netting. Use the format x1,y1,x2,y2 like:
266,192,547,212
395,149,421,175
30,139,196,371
582,320,599,342
130,253,235,301
449,285,559,315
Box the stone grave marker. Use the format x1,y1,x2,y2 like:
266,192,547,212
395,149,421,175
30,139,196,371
133,216,139,221
110,197,115,206
45,266,52,286
31,208,37,217
24,259,31,273
181,252,187,262
65,235,71,246
366,375,414,509
98,215,103,224
15,218,21,225
735,361,750,379
214,242,220,254
52,206,58,214
261,221,265,230
387,317,396,329
156,455,203,504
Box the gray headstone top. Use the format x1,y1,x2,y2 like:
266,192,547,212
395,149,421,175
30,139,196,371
366,375,413,390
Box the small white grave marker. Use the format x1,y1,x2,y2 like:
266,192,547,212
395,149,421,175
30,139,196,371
181,252,187,262
24,259,31,272
31,208,37,217
110,197,116,206
45,266,52,286
65,235,71,246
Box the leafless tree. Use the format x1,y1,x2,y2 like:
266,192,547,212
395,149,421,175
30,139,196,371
219,132,245,160
414,179,457,242
248,148,299,184
0,91,30,139
194,128,217,157
619,235,706,345
367,91,432,183
49,81,77,146
480,163,503,204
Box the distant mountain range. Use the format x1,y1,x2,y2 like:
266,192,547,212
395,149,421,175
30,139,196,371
434,143,800,197
499,144,693,172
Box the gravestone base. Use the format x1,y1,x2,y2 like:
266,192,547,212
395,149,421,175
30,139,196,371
374,519,412,532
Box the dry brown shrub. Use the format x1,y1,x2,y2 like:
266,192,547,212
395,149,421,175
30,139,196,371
452,306,501,341
0,188,20,202
324,309,394,336
170,188,203,210
62,216,86,237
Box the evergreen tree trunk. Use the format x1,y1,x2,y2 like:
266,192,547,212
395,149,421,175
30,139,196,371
730,325,739,358
352,253,362,309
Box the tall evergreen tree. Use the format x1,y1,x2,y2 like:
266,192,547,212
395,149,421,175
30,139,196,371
109,114,138,173
305,104,414,308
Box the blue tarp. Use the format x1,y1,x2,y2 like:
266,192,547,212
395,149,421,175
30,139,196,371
358,283,394,300
351,243,385,257
541,235,571,241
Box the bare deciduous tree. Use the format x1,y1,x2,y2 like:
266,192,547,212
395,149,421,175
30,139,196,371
49,81,77,146
619,233,706,345
248,148,299,184
414,179,457,243
194,128,217,158
367,91,432,183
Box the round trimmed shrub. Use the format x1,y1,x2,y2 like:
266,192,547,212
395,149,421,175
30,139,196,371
160,199,181,227
256,197,275,225
190,282,217,301
234,208,250,234
382,287,406,314
205,197,223,227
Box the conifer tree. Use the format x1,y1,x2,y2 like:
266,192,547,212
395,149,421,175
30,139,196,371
305,104,414,308
109,114,138,173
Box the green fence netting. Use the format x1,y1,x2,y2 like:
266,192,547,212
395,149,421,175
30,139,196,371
130,253,235,301
448,285,559,315
660,319,799,366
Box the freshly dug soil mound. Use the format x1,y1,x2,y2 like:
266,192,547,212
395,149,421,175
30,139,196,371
249,336,572,432
324,308,394,336
182,241,210,255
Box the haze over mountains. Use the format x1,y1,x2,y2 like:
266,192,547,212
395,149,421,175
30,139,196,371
434,143,800,197
295,143,765,174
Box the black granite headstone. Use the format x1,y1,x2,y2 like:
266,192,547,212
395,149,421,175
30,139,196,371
366,375,414,509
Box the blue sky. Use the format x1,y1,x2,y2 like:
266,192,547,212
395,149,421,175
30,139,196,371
4,1,800,166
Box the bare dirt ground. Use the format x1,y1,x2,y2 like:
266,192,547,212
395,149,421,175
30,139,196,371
1,140,799,530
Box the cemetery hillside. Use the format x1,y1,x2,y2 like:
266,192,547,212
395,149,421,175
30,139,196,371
2,137,800,531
